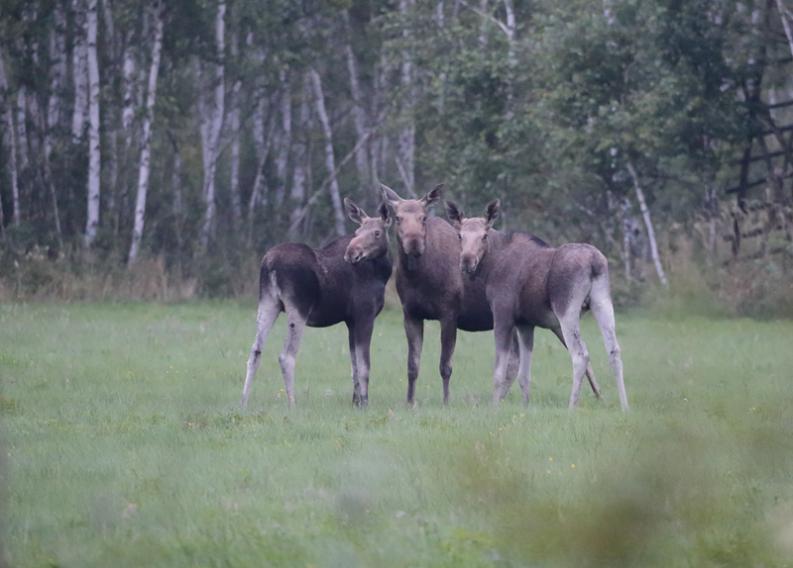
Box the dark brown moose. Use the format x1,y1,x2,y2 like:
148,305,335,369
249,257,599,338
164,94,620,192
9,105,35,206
446,199,628,410
240,198,392,408
381,183,519,405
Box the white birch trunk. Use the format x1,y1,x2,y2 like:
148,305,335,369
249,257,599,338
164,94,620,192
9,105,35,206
199,0,226,250
248,97,275,243
48,3,67,130
274,68,292,206
626,160,668,287
172,147,184,251
308,68,345,236
503,0,516,119
15,89,28,174
343,11,371,194
621,197,632,282
228,30,242,226
128,2,164,265
288,76,311,239
775,0,793,69
397,0,416,194
0,54,21,226
44,25,65,245
72,0,89,141
121,40,137,133
478,0,490,47
84,0,101,246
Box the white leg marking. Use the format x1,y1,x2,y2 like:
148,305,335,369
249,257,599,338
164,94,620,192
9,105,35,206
590,276,628,410
278,305,306,408
241,297,280,408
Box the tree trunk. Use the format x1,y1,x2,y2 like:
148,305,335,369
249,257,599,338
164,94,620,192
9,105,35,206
776,0,793,61
228,30,242,227
274,68,292,206
308,68,345,236
503,0,517,119
172,146,184,253
620,197,632,282
626,160,668,287
397,0,416,194
48,3,67,131
121,38,137,133
72,0,89,141
128,1,165,266
198,0,226,251
84,0,101,247
0,53,21,227
343,11,372,196
248,96,275,244
288,75,311,239
15,89,29,179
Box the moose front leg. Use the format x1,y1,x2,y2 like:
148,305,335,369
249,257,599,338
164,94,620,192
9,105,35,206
352,317,375,407
346,321,360,406
404,314,424,405
439,316,458,405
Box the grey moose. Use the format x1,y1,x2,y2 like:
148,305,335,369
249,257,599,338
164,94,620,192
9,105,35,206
446,199,628,410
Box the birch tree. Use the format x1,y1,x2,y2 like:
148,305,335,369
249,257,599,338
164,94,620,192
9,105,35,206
84,0,101,247
72,0,89,141
309,68,345,236
343,11,372,195
288,75,311,239
128,1,165,265
0,52,20,226
228,29,242,227
626,160,668,287
198,0,226,250
273,68,292,206
397,0,416,194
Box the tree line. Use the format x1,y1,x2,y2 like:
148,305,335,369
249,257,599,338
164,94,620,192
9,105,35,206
1,0,792,295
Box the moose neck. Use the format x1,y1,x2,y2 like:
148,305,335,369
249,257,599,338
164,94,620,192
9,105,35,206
397,237,422,272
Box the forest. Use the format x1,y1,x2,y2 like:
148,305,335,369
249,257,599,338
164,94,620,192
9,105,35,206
1,0,792,309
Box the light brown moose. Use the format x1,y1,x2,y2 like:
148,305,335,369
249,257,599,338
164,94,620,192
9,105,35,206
381,183,520,405
446,199,628,410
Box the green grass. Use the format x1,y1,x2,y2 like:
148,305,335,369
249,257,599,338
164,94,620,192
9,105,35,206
1,302,793,567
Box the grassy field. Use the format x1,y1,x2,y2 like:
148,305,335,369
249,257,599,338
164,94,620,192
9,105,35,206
1,302,793,567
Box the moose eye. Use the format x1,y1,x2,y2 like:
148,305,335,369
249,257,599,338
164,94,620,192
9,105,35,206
458,234,462,241
375,231,381,238
483,233,488,241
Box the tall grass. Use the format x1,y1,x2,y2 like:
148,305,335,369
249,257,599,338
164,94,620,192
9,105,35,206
1,303,792,566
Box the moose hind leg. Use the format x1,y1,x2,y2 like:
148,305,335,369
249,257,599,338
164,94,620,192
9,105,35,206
492,318,516,405
241,296,280,408
515,325,535,405
590,279,628,410
278,307,307,407
558,313,590,409
552,326,600,399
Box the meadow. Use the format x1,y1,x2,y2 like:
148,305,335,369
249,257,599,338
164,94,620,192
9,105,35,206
1,301,792,567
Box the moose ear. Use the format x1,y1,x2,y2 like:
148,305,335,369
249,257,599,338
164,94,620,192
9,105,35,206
344,197,365,225
378,202,392,228
445,200,464,230
485,199,501,228
422,183,445,207
380,184,402,207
